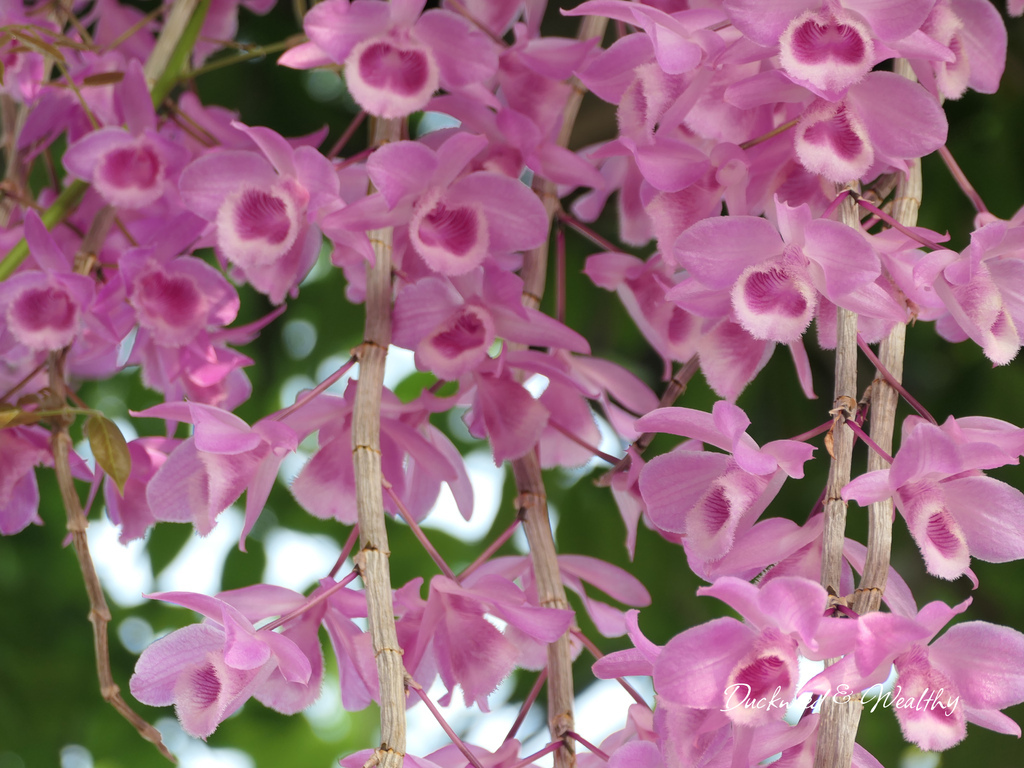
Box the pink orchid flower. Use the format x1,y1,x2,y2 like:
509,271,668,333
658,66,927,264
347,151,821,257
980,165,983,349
133,401,299,549
63,60,188,210
392,264,588,381
0,212,95,354
0,426,86,535
130,588,318,739
637,400,815,571
179,121,338,304
405,573,574,709
280,0,498,119
672,197,901,345
843,414,1024,581
654,576,851,729
803,595,1024,751
290,381,472,524
326,131,548,277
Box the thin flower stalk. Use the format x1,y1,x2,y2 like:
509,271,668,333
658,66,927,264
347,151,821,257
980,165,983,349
738,118,799,150
821,188,853,221
565,731,609,762
789,419,835,444
382,475,457,581
407,679,486,768
329,525,361,579
571,628,648,708
556,222,567,326
275,356,356,421
845,419,895,467
596,356,701,487
939,145,987,214
556,210,621,254
504,668,548,742
260,568,360,632
512,741,563,768
327,111,367,160
850,192,944,251
457,517,523,583
184,36,303,80
547,420,620,465
856,334,935,425
99,5,164,53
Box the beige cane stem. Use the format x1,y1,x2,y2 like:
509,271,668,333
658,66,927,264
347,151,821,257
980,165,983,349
814,58,921,768
352,116,406,768
511,14,608,768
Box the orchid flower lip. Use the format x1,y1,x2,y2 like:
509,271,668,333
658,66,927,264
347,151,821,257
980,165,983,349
779,7,875,98
409,188,489,275
216,183,302,267
344,34,440,118
93,138,167,209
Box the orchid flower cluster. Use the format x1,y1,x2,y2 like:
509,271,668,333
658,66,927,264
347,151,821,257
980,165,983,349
3,0,1024,767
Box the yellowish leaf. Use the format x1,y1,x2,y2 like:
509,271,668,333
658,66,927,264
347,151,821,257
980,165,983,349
86,415,132,495
0,405,17,429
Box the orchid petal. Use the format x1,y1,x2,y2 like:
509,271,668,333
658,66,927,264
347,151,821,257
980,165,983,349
304,0,390,64
559,555,651,607
722,628,801,726
416,10,498,88
130,623,225,706
674,215,784,289
723,0,819,47
180,150,277,221
697,320,774,401
231,121,296,178
367,140,438,209
930,621,1024,710
449,172,548,254
655,617,755,708
635,406,726,449
640,449,731,534
732,257,818,344
779,8,874,99
688,464,774,562
941,475,1024,564
846,72,948,164
173,652,267,739
903,485,972,580
469,374,549,465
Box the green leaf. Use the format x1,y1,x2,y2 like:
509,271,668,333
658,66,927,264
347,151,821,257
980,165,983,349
85,415,131,495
